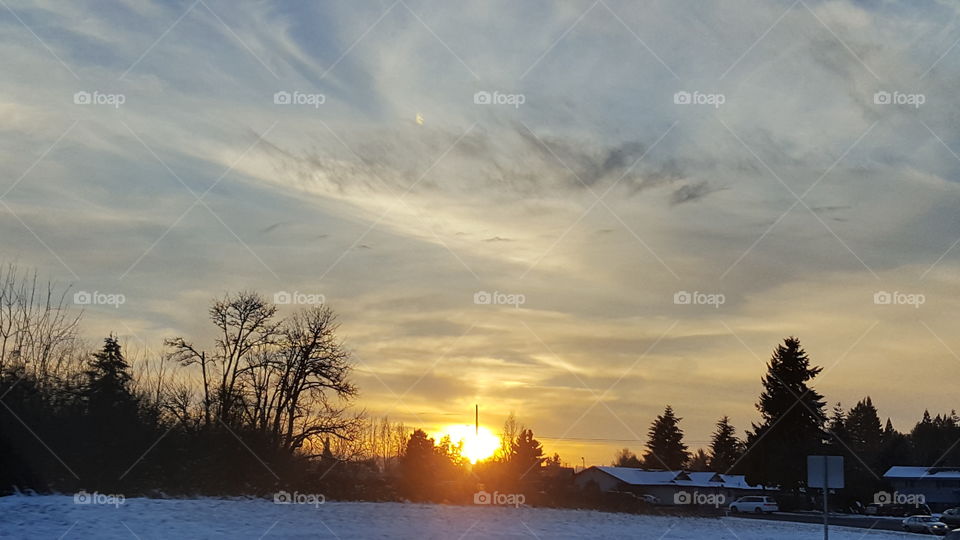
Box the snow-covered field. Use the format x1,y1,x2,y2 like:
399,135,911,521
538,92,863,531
0,496,923,539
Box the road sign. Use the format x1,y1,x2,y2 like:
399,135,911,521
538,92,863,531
808,455,844,488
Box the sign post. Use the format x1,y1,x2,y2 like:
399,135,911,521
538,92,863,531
807,456,844,540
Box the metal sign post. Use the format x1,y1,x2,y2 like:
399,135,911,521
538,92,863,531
807,456,844,540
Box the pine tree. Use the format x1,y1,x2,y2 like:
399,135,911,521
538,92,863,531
642,405,689,470
509,429,545,483
841,397,886,503
709,416,743,473
742,337,826,490
84,335,135,410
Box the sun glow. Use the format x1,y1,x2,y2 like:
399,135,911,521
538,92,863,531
433,424,500,464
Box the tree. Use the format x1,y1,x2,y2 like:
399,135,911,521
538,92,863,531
84,335,136,412
840,397,885,503
509,429,545,486
642,405,689,470
742,337,826,490
612,447,642,468
400,429,438,501
709,416,743,473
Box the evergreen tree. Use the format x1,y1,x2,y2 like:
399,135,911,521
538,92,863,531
845,397,882,463
400,429,438,501
509,429,545,485
709,416,743,473
612,448,642,468
742,337,826,490
84,335,135,411
878,418,911,472
642,405,689,470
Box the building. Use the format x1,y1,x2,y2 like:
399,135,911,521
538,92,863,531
573,466,770,505
884,466,960,509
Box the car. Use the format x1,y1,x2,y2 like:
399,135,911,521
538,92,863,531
941,508,960,527
944,528,960,540
902,515,949,535
729,496,779,514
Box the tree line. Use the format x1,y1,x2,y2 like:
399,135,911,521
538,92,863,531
0,265,357,495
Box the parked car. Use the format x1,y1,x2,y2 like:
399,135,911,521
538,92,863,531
941,508,960,527
944,528,960,540
902,515,949,535
729,496,779,514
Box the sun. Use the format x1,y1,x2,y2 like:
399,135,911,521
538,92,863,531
433,424,500,464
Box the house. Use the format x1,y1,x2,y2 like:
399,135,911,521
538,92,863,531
573,466,770,505
884,466,960,509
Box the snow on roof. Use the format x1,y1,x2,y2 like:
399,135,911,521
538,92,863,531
588,467,759,489
885,466,960,479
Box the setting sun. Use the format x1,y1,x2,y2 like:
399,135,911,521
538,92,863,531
433,425,500,464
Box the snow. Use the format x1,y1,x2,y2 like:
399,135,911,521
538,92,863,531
0,495,922,539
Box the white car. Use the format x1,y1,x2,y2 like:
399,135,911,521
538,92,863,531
729,496,779,514
902,515,949,535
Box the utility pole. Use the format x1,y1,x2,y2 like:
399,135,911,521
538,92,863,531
475,404,478,436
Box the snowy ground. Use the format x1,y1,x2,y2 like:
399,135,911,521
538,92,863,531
0,496,925,539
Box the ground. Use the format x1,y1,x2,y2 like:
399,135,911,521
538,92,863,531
0,496,926,539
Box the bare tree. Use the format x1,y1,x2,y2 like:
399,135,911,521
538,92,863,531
0,264,81,384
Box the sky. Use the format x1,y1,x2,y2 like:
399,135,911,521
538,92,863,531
2,0,960,466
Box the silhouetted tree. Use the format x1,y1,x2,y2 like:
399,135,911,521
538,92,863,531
709,416,743,473
642,405,689,470
742,337,825,490
509,429,545,487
